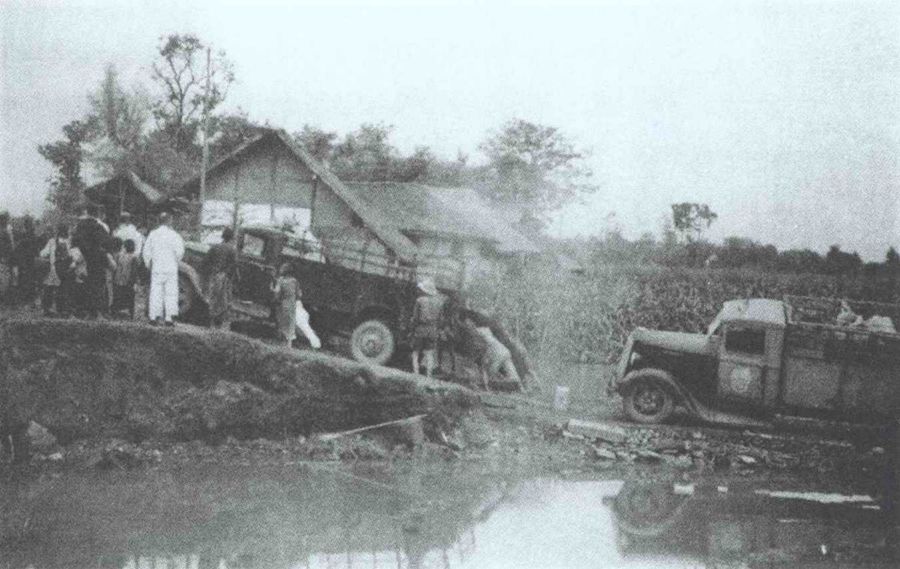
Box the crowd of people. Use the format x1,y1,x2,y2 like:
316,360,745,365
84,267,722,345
0,206,316,344
0,206,187,326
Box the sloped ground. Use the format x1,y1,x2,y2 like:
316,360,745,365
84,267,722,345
0,318,478,447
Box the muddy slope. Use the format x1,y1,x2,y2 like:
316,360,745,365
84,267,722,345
0,318,477,444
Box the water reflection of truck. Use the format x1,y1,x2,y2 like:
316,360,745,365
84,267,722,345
176,225,466,365
610,296,900,425
608,479,897,567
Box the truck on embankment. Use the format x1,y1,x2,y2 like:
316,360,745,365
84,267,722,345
610,296,900,427
174,225,534,385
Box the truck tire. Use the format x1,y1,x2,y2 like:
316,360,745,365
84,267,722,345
350,319,395,366
622,370,676,424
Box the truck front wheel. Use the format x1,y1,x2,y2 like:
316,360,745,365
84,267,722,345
350,319,395,366
623,373,676,424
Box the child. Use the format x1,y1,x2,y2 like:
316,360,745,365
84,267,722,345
68,245,88,317
39,224,70,316
112,239,139,318
271,263,299,348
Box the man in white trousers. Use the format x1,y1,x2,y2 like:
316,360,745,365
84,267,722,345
142,212,185,326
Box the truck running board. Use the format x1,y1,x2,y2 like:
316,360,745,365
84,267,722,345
686,396,772,430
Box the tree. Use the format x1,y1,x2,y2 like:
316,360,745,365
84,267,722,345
296,123,435,183
671,202,717,243
84,64,150,178
886,247,900,269
151,34,234,154
206,110,264,162
824,245,862,275
477,119,597,229
37,120,90,216
295,125,338,162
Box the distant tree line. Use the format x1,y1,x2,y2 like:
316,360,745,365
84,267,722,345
38,33,598,234
581,231,900,278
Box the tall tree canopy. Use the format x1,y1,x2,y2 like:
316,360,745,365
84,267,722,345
671,202,718,243
38,33,249,218
37,120,90,215
151,34,234,154
477,119,597,229
294,123,434,183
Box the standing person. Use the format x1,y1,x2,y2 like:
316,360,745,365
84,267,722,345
271,263,299,347
113,211,144,254
71,204,110,318
0,212,14,304
13,216,40,304
410,277,446,378
39,224,71,316
68,244,89,317
112,239,139,318
202,227,238,330
142,212,184,326
105,238,122,313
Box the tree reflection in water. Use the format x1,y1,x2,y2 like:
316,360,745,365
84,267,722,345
2,462,898,569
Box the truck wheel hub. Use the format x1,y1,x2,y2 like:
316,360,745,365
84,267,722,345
635,387,664,414
359,330,384,356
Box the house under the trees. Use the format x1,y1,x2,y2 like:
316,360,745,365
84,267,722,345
178,128,537,289
83,171,169,224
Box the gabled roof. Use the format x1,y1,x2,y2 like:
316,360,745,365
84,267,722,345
85,171,165,204
346,182,539,254
182,129,419,263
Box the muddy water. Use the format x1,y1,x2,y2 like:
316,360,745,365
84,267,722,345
1,463,897,569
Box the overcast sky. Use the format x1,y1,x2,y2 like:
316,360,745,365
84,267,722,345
2,0,898,259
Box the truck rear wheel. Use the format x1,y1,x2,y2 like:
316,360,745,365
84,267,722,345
350,319,395,366
623,373,676,424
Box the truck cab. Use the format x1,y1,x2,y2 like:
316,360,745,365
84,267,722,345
611,297,900,425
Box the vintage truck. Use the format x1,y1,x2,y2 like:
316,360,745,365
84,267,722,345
176,225,467,366
610,296,900,426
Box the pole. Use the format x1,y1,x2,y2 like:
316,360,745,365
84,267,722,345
198,46,212,228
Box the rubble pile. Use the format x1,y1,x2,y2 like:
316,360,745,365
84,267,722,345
554,419,885,474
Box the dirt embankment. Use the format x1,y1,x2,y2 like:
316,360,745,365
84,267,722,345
0,318,478,448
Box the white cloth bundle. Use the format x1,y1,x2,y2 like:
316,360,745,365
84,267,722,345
295,301,321,349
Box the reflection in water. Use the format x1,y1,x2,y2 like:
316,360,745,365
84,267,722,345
608,479,898,568
1,462,897,569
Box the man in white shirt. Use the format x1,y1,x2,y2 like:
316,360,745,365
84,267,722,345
142,212,185,326
113,211,144,253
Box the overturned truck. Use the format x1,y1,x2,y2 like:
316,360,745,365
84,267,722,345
176,225,533,383
610,296,900,426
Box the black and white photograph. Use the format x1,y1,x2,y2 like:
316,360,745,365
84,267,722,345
1,0,899,567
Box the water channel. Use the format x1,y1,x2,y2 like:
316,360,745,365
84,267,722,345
2,460,897,569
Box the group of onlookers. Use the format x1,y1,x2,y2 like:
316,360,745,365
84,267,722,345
0,206,187,326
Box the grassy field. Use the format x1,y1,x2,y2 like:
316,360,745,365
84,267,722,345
471,263,900,367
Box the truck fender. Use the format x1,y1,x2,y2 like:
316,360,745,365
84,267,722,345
615,368,700,415
178,262,207,305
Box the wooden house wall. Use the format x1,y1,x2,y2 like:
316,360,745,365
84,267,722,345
203,141,373,237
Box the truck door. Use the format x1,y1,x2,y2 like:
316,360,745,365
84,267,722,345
235,231,275,308
717,324,768,405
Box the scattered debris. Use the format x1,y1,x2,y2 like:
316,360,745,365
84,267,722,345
26,421,57,453
565,419,628,444
319,415,425,446
591,446,617,461
634,449,663,463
